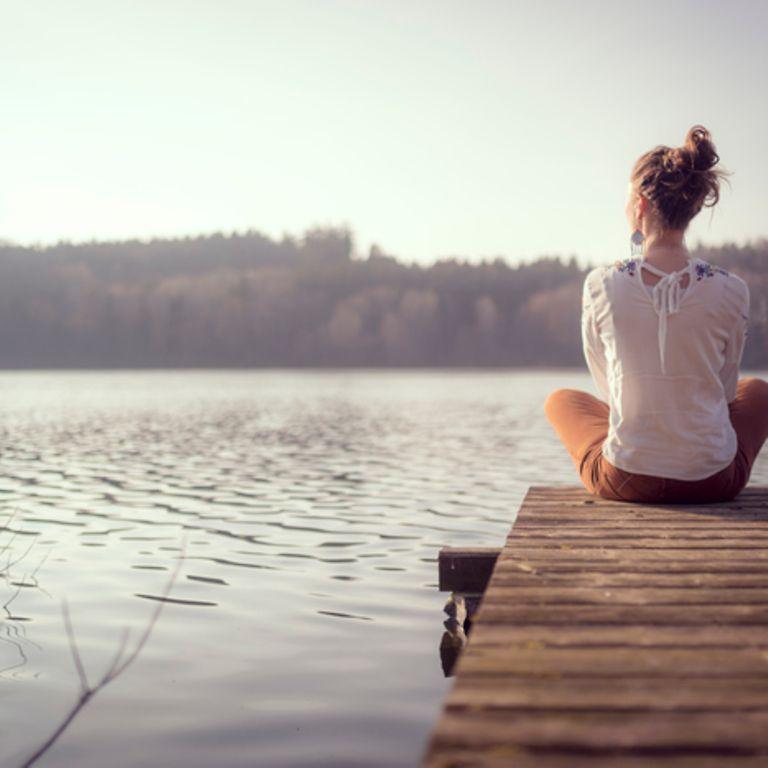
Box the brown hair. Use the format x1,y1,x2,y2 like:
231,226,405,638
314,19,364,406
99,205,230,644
631,125,730,230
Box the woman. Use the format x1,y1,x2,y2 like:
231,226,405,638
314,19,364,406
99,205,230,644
545,125,768,504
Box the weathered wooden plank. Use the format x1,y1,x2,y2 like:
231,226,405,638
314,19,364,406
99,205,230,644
493,561,768,574
481,586,768,605
509,527,768,538
518,499,768,512
526,484,768,496
510,518,768,528
444,676,768,710
513,507,768,517
512,515,768,526
494,548,768,560
489,573,768,587
428,710,768,749
501,539,768,549
525,485,768,499
528,488,767,497
454,647,768,677
467,624,768,647
474,605,768,625
425,752,768,768
524,497,768,504
518,499,768,508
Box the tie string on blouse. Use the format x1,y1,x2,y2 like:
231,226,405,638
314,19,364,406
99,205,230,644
640,257,694,375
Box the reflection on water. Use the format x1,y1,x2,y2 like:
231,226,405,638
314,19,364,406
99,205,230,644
438,592,482,678
1,370,766,767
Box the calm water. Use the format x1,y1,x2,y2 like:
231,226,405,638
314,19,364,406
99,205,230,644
1,370,766,768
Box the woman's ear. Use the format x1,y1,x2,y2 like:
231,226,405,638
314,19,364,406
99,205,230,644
635,192,648,220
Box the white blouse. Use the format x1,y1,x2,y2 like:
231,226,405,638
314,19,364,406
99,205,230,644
581,255,750,481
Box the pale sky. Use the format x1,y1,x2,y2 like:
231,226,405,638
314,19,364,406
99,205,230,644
1,0,766,266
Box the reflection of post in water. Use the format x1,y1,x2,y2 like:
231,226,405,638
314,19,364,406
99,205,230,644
440,592,482,677
436,547,500,677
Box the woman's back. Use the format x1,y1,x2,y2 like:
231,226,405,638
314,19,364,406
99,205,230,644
582,255,749,480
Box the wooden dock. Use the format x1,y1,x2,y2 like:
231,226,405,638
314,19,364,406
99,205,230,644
424,484,768,767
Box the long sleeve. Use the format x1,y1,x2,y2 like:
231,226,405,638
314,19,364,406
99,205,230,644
719,276,750,403
581,276,610,403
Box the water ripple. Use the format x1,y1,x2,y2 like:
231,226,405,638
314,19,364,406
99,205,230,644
0,369,765,768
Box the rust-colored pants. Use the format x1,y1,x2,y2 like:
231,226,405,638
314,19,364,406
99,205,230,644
544,377,768,504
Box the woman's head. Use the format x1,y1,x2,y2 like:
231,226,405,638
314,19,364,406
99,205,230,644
626,125,729,234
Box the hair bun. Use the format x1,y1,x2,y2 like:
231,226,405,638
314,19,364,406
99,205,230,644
661,147,688,176
631,125,729,228
685,124,719,171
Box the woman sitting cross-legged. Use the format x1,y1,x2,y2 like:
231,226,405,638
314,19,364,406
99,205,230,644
545,124,768,504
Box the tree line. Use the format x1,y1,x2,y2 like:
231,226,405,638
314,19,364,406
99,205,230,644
0,227,765,368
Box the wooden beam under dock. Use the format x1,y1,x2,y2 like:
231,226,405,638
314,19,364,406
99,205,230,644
438,547,501,593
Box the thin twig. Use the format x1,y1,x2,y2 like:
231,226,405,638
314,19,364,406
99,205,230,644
62,599,90,692
3,580,26,615
0,632,30,677
106,548,184,682
1,517,37,628
3,535,37,578
0,522,42,677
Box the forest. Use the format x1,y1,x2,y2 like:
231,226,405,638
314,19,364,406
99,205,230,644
0,227,765,368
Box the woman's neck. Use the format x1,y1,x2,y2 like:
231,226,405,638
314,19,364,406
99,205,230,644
642,232,690,272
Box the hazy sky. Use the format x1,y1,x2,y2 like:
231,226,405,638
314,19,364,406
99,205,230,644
1,0,766,266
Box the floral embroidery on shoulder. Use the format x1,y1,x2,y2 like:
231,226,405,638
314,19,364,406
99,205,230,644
614,257,637,276
694,260,729,281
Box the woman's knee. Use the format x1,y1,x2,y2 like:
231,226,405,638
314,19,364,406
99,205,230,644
737,376,768,404
544,388,607,422
543,388,584,422
544,388,571,413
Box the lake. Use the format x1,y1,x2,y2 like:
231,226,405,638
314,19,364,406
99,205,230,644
1,370,767,768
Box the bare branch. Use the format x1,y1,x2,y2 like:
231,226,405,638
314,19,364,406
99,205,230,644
3,535,37,577
18,536,187,768
105,546,185,682
3,580,25,615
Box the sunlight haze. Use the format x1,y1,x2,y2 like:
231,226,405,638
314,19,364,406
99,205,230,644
1,0,766,266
